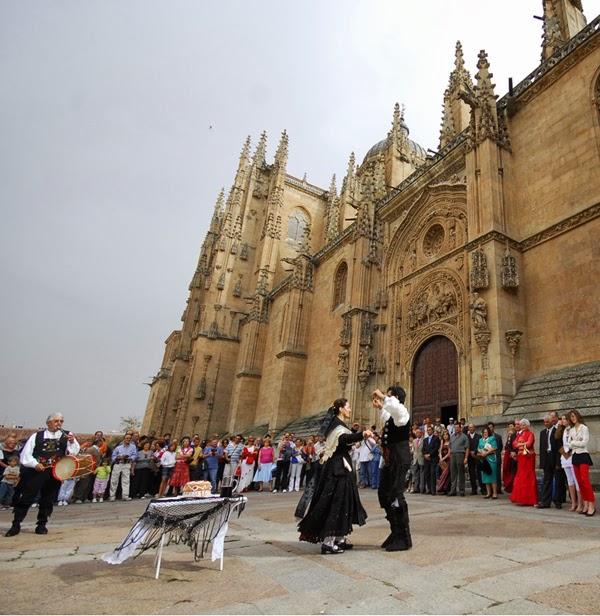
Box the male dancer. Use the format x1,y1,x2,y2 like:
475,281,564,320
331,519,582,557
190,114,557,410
372,386,412,551
5,413,79,537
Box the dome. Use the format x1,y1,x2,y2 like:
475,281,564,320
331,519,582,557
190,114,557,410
362,134,428,165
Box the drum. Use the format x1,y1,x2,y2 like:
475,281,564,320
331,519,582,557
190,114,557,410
52,454,97,481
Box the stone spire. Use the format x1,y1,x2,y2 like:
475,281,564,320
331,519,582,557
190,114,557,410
274,130,289,168
373,153,387,201
542,0,565,60
253,131,267,167
325,174,340,243
474,50,499,143
439,41,474,148
389,102,409,155
541,1,587,61
341,151,356,196
238,135,251,170
209,188,225,234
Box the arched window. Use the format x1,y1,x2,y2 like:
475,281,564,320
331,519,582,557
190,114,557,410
287,208,310,243
333,261,348,309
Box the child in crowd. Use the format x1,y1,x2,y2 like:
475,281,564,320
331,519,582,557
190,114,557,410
0,456,20,509
57,478,77,506
92,458,111,503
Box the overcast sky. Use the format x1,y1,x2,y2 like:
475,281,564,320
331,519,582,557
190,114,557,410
2,1,599,433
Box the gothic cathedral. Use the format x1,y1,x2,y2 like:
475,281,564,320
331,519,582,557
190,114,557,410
143,1,600,445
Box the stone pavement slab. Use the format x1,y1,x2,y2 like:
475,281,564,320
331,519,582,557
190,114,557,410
1,490,599,614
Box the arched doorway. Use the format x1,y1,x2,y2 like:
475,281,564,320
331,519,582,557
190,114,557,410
411,335,458,425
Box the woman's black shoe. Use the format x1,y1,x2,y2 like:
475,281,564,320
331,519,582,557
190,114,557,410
35,524,48,535
321,543,344,555
336,541,353,550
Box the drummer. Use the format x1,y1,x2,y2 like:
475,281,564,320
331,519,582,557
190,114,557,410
5,413,79,537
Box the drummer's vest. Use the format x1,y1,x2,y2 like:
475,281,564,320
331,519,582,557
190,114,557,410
33,431,68,467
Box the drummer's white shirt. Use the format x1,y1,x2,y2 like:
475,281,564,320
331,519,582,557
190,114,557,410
20,430,80,468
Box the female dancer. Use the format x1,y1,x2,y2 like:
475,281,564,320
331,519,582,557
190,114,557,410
298,398,369,554
510,419,537,506
568,410,595,516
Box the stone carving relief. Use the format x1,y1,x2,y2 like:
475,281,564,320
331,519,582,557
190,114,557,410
423,224,445,258
195,354,212,400
240,243,249,260
501,245,519,289
340,314,352,347
408,280,458,331
470,292,491,370
233,276,243,298
469,246,489,290
358,349,371,390
505,329,523,357
359,313,374,347
469,292,488,332
337,349,349,388
217,273,225,290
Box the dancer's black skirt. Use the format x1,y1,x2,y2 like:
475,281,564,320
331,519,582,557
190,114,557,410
298,457,367,543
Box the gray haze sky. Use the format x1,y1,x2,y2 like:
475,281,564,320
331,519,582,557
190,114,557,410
2,1,599,433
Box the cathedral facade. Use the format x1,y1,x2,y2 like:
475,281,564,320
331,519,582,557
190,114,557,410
143,1,600,447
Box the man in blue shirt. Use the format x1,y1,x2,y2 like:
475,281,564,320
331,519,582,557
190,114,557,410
109,432,138,501
203,439,223,493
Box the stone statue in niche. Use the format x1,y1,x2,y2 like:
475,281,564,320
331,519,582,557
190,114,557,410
469,292,488,331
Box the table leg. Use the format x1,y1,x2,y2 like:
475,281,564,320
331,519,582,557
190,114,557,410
154,533,165,580
219,552,224,571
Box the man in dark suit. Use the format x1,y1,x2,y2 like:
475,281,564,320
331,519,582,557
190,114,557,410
466,423,482,495
488,422,503,495
422,425,440,495
538,412,565,508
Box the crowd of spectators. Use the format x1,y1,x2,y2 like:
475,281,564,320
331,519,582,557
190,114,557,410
0,409,594,515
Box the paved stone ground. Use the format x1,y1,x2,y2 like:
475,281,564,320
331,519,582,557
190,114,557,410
1,490,599,615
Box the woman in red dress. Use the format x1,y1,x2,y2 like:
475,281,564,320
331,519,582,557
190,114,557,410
169,436,193,495
502,421,518,493
510,419,538,506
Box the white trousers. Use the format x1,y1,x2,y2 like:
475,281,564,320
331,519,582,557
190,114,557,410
110,463,131,498
288,463,303,491
563,465,580,489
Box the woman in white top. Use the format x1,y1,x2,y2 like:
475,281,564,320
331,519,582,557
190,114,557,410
567,410,595,517
557,415,581,513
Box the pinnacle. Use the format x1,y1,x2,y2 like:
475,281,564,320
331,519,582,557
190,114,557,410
215,188,225,212
253,131,267,166
240,135,251,160
275,129,289,163
328,174,337,197
455,41,465,69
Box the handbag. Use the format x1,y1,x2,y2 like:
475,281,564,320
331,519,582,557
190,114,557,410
479,457,492,475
